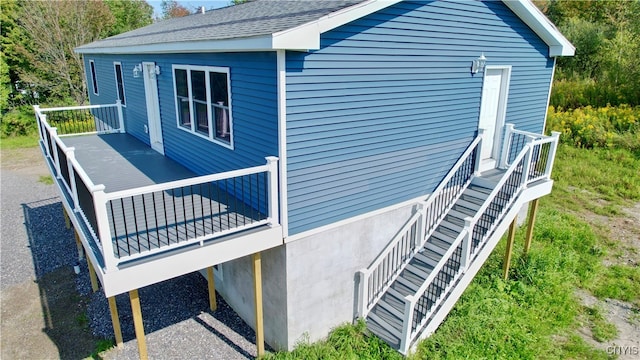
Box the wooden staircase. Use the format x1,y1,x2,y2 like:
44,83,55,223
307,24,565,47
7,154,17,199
357,125,560,354
365,182,493,349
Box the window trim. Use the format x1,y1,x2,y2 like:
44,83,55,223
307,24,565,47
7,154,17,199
89,60,99,95
172,64,233,150
113,61,126,107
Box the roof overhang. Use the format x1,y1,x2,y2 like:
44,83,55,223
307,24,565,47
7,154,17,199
76,0,574,57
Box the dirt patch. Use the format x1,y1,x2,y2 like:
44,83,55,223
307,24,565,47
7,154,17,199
0,146,49,177
1,267,98,360
576,289,640,360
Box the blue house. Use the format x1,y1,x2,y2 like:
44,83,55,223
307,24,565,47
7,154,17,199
35,0,573,357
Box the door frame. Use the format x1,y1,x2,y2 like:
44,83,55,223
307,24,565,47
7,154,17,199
478,65,511,171
143,62,164,155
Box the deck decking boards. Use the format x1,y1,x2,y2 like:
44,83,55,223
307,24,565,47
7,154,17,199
61,134,265,259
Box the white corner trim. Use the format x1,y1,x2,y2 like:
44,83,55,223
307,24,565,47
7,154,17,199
277,50,289,239
502,0,575,57
541,57,557,132
284,194,427,243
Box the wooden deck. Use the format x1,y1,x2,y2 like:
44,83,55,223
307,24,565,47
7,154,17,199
62,134,267,260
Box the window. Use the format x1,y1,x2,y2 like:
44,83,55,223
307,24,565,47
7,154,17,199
113,62,126,106
172,65,232,148
89,60,99,95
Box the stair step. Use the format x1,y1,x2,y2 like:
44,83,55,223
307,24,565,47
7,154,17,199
369,305,402,332
396,274,420,292
448,209,473,222
468,184,493,194
426,241,447,256
387,285,408,302
431,231,456,247
461,194,485,205
445,213,465,227
378,297,404,319
430,236,452,251
464,188,491,201
456,199,481,212
435,224,460,240
439,220,463,234
366,316,400,349
405,263,431,280
414,250,439,268
390,280,415,297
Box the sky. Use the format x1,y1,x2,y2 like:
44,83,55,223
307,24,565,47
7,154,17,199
147,0,231,18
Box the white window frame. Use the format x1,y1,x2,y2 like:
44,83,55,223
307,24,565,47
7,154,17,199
89,60,99,95
113,62,126,107
172,64,234,150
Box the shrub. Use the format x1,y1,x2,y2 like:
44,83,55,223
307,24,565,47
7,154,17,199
0,105,36,137
546,105,640,152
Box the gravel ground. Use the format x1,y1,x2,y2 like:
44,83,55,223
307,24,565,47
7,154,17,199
1,148,262,359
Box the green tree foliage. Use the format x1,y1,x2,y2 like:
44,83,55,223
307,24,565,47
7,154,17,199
104,0,154,37
161,0,191,19
537,0,640,108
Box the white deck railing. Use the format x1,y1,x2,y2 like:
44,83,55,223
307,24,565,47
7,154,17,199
357,131,485,319
397,125,560,353
35,104,279,272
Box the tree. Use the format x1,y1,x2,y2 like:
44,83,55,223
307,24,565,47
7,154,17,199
161,0,190,19
13,0,115,105
104,0,154,37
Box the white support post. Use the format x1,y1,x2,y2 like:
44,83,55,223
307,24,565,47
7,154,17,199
521,136,535,187
474,129,485,175
356,270,368,319
399,295,415,355
49,127,61,178
265,156,279,226
92,187,117,272
544,131,561,180
34,106,44,144
116,100,125,133
499,123,515,169
66,148,80,211
416,202,426,248
461,217,474,269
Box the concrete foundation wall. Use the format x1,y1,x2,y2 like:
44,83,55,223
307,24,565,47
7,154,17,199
214,245,289,350
283,203,418,349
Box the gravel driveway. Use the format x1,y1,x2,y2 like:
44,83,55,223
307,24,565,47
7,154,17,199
1,147,261,359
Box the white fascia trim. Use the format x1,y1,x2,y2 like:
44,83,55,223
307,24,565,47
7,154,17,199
277,50,289,239
542,57,557,132
284,193,427,243
271,0,402,50
502,0,575,57
75,35,276,54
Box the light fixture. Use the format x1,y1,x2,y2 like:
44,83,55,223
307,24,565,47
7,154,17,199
471,53,487,74
133,64,142,78
154,65,161,75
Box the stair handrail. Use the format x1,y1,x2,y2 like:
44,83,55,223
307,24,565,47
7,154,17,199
401,138,535,352
357,133,483,319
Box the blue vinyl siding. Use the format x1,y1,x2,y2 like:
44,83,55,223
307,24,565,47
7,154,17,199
285,0,554,235
83,52,278,179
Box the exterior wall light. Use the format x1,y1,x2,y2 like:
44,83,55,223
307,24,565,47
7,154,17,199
133,64,142,78
471,53,487,74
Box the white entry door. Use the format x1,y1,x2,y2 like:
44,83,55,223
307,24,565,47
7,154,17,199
143,62,164,154
478,66,510,170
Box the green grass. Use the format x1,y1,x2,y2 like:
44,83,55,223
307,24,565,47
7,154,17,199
584,306,618,342
38,175,53,185
89,339,115,359
0,133,39,149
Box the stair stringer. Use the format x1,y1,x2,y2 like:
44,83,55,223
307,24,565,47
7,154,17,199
406,179,554,354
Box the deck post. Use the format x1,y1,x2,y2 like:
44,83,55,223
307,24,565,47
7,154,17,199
74,229,85,260
34,105,44,143
474,128,485,175
265,156,279,226
107,296,124,349
499,123,515,169
63,207,70,229
129,289,148,360
544,132,561,180
86,255,99,292
66,149,80,210
503,216,518,280
92,187,117,272
116,100,125,133
252,252,265,357
524,199,539,255
206,266,217,311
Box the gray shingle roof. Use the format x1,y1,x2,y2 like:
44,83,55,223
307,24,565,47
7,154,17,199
77,0,365,51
